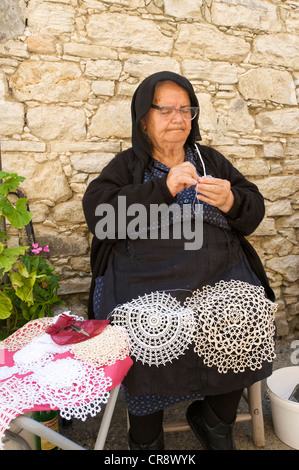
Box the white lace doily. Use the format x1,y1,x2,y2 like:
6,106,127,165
110,291,196,366
29,357,112,420
13,334,71,375
185,280,277,374
0,358,112,449
0,317,54,352
0,375,35,449
71,325,130,367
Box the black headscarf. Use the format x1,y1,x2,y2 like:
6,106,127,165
131,71,201,165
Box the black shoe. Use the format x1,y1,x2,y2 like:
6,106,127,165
186,400,236,450
128,429,164,450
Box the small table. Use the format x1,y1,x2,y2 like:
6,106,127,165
0,317,132,450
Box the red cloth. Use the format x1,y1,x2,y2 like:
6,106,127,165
45,314,110,345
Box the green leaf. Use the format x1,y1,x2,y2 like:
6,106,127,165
20,301,30,321
0,291,13,319
2,197,32,228
0,246,29,274
38,305,46,318
18,264,30,278
0,232,9,241
10,270,36,305
1,201,13,218
0,172,24,197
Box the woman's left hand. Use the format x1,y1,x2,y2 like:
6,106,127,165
196,177,234,213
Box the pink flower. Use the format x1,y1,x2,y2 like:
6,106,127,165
32,247,42,254
31,243,50,255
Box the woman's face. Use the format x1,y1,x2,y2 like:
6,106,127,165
141,81,192,152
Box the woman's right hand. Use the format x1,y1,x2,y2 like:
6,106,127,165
166,162,199,197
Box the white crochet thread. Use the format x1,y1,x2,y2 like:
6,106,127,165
185,280,277,374
71,325,130,367
110,291,196,366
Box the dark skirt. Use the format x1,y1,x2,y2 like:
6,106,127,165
95,222,273,402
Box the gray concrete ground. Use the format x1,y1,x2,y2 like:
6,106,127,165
59,339,297,451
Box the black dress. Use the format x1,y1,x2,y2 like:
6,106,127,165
82,71,275,416
94,148,273,414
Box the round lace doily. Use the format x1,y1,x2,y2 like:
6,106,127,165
110,291,196,366
30,356,112,421
71,325,130,367
185,280,277,374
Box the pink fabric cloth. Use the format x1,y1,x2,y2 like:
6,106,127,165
0,345,132,445
1,348,132,411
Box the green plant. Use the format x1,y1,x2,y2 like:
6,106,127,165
0,171,31,276
0,171,64,338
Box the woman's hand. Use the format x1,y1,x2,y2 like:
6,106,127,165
166,162,199,197
196,176,234,213
166,163,234,213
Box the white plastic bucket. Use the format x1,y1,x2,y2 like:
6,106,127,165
267,366,299,450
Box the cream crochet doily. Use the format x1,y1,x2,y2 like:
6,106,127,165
185,280,277,374
71,324,130,367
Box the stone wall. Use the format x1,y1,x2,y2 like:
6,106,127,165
0,0,298,336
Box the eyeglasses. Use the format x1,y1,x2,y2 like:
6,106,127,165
151,104,199,121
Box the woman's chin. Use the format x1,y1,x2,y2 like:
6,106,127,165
165,131,188,144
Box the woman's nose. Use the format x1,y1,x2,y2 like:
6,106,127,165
171,109,184,122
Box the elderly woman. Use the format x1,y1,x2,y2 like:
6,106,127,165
83,71,274,450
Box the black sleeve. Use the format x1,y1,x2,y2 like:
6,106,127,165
82,152,175,239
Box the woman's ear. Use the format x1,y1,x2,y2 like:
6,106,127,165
140,118,147,130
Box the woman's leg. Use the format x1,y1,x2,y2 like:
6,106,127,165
186,389,244,450
204,388,244,425
128,409,164,449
